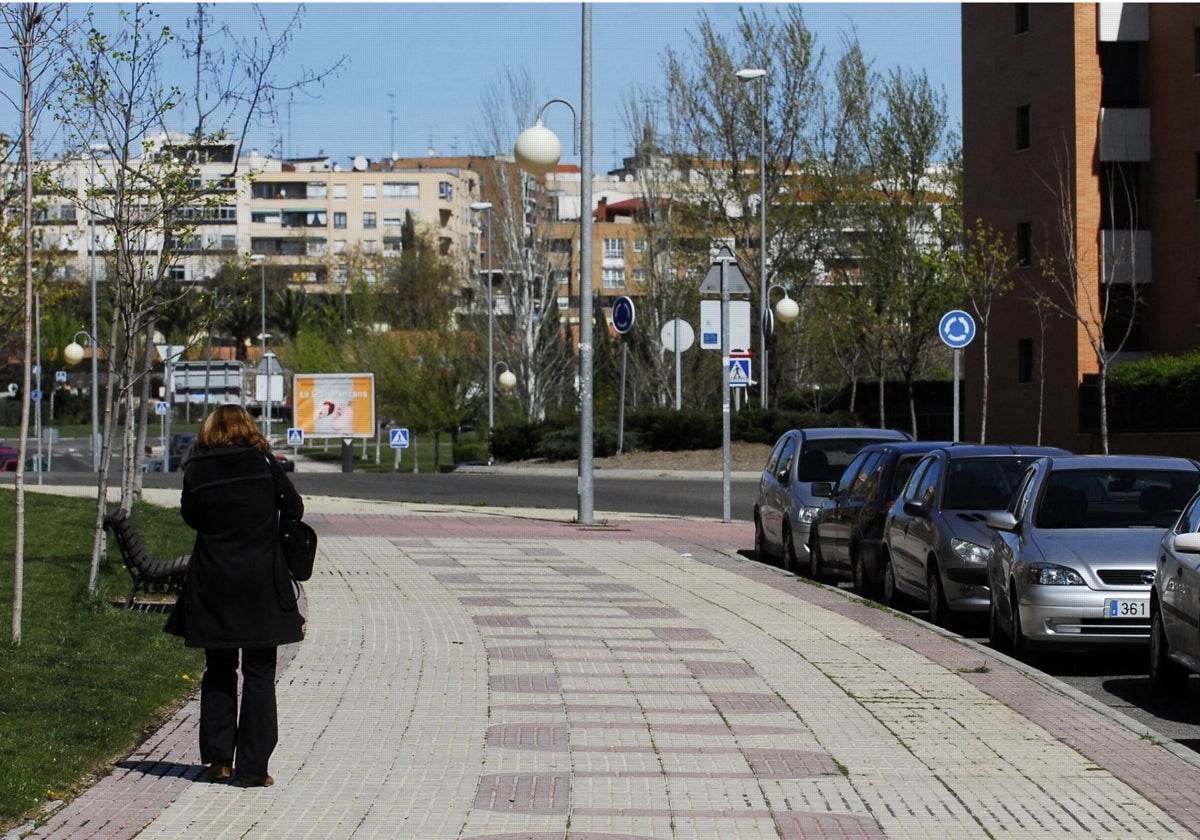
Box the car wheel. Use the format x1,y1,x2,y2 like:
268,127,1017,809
987,592,1007,651
927,563,950,628
782,525,800,574
1008,583,1028,659
1150,607,1188,695
881,552,902,608
852,548,874,597
754,515,772,564
808,530,824,581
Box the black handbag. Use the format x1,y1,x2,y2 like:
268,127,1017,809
279,517,317,582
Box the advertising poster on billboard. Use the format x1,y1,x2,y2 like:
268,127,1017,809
292,373,376,439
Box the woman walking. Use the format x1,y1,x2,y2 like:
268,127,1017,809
165,404,306,788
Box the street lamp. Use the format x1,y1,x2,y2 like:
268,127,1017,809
495,361,517,393
469,201,495,434
767,283,800,326
251,254,268,436
513,4,594,525
85,144,107,471
64,329,97,468
736,67,769,408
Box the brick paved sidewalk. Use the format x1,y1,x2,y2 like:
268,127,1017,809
11,499,1200,839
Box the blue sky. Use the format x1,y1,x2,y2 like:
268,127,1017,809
79,3,961,172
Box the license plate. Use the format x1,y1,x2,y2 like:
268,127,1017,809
1107,599,1148,618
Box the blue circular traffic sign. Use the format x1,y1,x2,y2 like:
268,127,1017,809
939,309,976,349
611,295,635,335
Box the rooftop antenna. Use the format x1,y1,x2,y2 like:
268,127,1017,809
427,125,436,157
387,92,396,159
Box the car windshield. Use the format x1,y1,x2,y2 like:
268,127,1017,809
1034,468,1200,529
798,437,898,483
943,457,1037,511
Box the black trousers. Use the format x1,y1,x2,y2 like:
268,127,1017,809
199,647,278,779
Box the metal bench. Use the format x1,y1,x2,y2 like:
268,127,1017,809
102,511,190,608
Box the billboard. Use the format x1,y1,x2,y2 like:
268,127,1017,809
292,373,375,439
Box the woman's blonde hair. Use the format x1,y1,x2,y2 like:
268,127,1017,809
197,404,270,452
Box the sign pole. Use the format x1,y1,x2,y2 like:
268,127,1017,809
617,339,628,456
953,348,960,443
938,309,976,444
721,258,731,523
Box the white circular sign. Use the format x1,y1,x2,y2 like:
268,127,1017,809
660,319,695,353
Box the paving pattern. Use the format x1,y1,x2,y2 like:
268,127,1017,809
10,495,1200,839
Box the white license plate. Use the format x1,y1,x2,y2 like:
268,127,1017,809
1107,599,1148,618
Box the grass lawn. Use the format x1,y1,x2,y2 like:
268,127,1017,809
0,489,204,831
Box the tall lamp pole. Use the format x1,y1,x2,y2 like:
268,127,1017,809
736,67,768,408
470,201,494,434
87,148,104,471
251,254,268,436
513,3,594,525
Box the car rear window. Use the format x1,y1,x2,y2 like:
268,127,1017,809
1035,468,1200,529
799,437,900,483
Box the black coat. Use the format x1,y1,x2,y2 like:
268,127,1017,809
165,445,306,649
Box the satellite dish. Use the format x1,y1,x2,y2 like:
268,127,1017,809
333,163,343,172
352,156,368,172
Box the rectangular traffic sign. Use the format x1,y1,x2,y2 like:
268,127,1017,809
390,427,410,448
287,427,304,446
728,358,752,387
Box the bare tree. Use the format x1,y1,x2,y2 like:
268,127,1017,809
0,3,70,645
57,3,343,592
1037,144,1142,454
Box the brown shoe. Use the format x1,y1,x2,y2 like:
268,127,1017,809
204,762,232,782
233,774,274,788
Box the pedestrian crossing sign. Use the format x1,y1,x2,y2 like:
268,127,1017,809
390,427,410,448
287,427,304,446
728,358,751,387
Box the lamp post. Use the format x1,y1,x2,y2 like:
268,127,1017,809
736,67,768,408
64,330,94,468
470,201,495,434
495,361,517,394
513,4,594,525
86,145,106,470
251,254,268,436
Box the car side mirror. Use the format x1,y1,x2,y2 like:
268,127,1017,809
986,511,1018,532
903,499,928,517
811,481,834,498
1173,532,1200,554
776,467,791,485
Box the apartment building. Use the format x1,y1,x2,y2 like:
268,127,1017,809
40,137,489,295
961,3,1200,453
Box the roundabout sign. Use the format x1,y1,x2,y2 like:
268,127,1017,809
939,309,976,349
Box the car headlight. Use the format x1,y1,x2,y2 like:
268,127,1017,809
951,538,991,565
798,505,821,526
1022,563,1085,586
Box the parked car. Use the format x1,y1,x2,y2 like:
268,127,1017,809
986,454,1200,655
809,440,952,591
1149,492,1200,693
882,444,1068,626
754,427,912,573
274,452,296,472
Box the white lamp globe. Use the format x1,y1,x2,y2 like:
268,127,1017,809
64,341,85,365
514,123,562,175
774,295,800,324
497,369,518,391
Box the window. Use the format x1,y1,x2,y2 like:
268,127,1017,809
551,269,570,287
333,239,347,255
307,181,327,199
363,240,378,254
363,212,377,229
602,267,625,288
438,181,453,200
550,238,573,253
1018,338,1034,384
1016,105,1031,150
633,238,647,252
632,268,648,284
251,210,280,224
1195,152,1200,200
1015,3,1030,34
333,212,347,229
333,184,347,200
1195,28,1200,75
603,238,625,259
1017,221,1032,266
382,181,419,199
383,214,404,229
362,183,376,200
384,237,403,254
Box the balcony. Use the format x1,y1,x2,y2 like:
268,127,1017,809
1098,108,1150,162
1101,229,1151,285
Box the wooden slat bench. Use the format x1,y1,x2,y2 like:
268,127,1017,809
102,511,190,608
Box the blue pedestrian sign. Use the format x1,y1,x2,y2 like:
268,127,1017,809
939,310,976,349
390,427,410,449
728,357,752,388
287,427,304,446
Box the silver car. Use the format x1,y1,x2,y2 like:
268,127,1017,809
882,445,1067,627
1150,492,1200,693
987,454,1200,655
754,427,911,574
